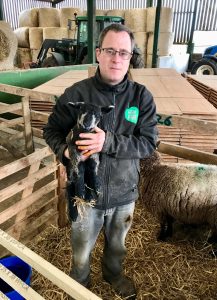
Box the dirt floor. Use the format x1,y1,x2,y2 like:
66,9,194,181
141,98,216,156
28,200,217,300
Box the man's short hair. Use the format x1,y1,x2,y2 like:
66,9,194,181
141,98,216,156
98,23,135,51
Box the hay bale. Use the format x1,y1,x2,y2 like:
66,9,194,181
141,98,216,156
96,9,108,16
19,8,39,27
134,32,148,54
59,7,82,28
29,27,43,49
106,9,125,18
146,7,173,33
14,27,29,48
16,48,32,68
38,8,60,27
146,54,153,68
125,9,147,32
0,21,18,70
31,49,40,62
43,27,68,40
68,29,76,39
147,32,174,55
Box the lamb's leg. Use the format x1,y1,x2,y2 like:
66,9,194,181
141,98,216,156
157,215,174,241
74,162,85,199
85,155,100,197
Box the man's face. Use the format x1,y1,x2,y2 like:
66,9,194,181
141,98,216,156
96,31,132,85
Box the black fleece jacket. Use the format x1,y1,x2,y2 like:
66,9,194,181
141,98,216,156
43,69,158,210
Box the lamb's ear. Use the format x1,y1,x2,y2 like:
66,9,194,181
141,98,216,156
101,105,114,114
68,102,85,109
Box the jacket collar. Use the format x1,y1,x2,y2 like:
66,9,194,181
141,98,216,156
93,67,129,94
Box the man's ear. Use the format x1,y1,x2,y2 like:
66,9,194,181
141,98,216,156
101,105,114,114
96,48,101,62
68,102,85,109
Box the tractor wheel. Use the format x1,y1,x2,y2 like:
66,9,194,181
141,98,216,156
41,56,58,68
130,52,144,69
191,58,217,75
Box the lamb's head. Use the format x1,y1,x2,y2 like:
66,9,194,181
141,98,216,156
140,151,162,174
69,102,114,131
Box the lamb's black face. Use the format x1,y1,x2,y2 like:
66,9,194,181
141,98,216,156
68,102,114,131
79,106,101,131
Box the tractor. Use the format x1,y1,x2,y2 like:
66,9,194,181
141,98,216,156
30,15,144,69
190,45,217,75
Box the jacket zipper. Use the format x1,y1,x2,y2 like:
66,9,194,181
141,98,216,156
103,92,116,211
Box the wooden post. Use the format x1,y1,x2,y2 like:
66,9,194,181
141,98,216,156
57,163,68,227
22,96,34,155
88,65,97,78
158,141,217,165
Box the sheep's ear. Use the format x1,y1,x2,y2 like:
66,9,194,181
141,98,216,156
68,102,85,109
101,105,114,114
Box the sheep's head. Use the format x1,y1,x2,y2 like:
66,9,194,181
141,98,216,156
69,102,114,131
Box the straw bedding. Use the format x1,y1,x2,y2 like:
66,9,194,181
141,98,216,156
0,30,10,61
28,199,217,300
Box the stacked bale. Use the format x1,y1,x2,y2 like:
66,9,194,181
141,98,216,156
106,9,125,18
18,8,39,27
43,27,68,40
125,9,147,66
59,7,82,29
29,27,43,62
146,7,174,67
0,21,18,70
38,8,60,27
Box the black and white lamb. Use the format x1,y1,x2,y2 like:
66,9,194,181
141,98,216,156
140,151,217,244
66,102,113,200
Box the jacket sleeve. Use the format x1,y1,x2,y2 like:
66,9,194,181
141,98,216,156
102,88,158,159
43,89,76,165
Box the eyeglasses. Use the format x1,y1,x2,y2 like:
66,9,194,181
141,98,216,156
100,48,132,60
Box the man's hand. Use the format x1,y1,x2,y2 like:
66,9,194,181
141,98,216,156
76,126,105,157
64,147,89,161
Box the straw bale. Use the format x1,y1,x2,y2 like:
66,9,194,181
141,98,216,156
146,7,173,33
134,31,148,54
16,48,32,68
18,8,39,27
68,29,76,39
147,32,174,55
96,9,108,16
0,21,18,70
59,7,82,29
29,27,43,49
125,9,147,32
28,199,217,300
43,27,68,40
14,27,29,48
31,49,40,62
38,8,60,27
106,9,125,18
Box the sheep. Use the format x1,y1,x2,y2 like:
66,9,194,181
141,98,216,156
66,102,113,201
140,151,217,244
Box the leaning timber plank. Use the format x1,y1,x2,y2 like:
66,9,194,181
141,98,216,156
14,160,41,239
0,230,102,300
157,113,217,135
0,83,56,102
0,264,45,300
0,117,23,127
0,163,57,203
0,102,49,123
0,291,9,300
0,102,22,114
0,134,24,158
0,146,53,180
8,203,57,241
0,180,58,225
22,96,34,154
157,141,217,165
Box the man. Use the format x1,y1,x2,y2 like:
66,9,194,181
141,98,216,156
43,23,158,299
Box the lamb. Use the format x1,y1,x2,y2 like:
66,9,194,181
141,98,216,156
66,102,113,201
140,151,217,244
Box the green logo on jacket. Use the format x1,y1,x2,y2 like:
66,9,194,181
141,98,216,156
125,106,139,124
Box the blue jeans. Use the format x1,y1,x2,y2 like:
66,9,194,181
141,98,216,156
70,202,135,285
